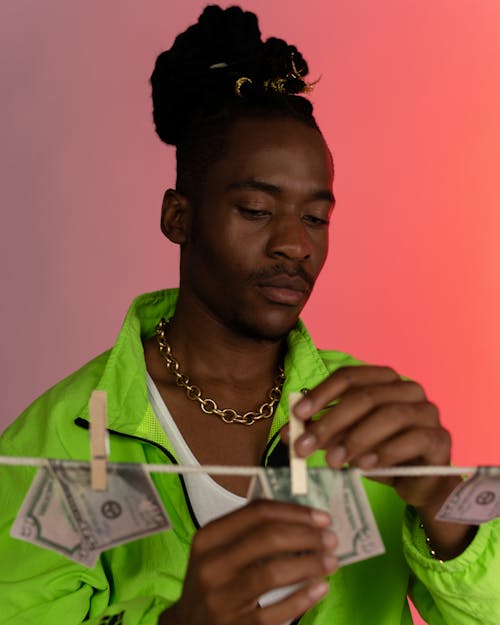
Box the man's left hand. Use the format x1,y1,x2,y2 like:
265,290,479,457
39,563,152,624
286,365,454,510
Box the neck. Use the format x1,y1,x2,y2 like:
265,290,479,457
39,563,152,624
160,289,286,390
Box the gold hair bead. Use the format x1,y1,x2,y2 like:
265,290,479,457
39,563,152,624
215,50,321,98
234,76,253,97
263,77,287,94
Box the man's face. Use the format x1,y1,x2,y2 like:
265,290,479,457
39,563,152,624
180,116,334,341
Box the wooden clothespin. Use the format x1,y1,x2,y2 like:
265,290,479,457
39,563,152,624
289,391,308,495
89,390,108,491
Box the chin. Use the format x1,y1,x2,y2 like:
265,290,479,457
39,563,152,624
229,311,300,342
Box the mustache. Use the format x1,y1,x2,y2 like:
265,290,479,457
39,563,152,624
249,263,315,289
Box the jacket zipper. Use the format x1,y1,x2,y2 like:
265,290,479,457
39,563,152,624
74,417,200,530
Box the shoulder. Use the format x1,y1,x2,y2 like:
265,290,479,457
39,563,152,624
1,349,111,455
317,347,367,373
285,320,370,392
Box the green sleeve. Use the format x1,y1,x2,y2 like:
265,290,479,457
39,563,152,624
403,506,500,625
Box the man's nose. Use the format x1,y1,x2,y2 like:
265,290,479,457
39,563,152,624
266,215,312,261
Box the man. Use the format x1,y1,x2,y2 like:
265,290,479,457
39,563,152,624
1,6,499,625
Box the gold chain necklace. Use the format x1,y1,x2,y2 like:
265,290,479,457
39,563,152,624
155,317,285,426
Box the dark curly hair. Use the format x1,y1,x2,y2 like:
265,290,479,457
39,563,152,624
150,5,323,198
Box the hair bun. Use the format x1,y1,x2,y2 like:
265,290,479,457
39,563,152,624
151,5,314,146
151,5,262,145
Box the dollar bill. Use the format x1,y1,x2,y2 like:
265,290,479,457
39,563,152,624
11,460,171,567
248,467,385,566
436,466,500,525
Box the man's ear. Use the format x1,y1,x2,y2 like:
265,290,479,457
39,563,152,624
160,189,191,244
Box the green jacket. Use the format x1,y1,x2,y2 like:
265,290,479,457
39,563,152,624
1,290,499,625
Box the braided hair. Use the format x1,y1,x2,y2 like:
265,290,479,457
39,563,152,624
150,5,322,198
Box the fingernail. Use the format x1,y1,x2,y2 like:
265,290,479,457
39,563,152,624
358,453,378,469
297,433,316,454
322,529,337,548
311,509,332,527
308,580,329,601
322,554,338,572
327,446,347,468
294,399,311,418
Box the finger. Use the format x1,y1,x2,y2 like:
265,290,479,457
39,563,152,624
354,428,453,507
351,425,451,470
202,522,337,586
247,578,330,625
293,365,400,420
295,380,427,457
324,400,439,467
280,423,290,443
192,499,332,555
218,548,337,612
245,553,337,606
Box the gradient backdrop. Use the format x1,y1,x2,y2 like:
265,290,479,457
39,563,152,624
1,2,499,623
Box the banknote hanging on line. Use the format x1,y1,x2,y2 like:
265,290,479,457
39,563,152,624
4,455,500,569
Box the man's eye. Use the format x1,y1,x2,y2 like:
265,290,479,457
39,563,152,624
303,214,330,226
237,206,271,219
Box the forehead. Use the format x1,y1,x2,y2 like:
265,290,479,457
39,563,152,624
204,117,333,196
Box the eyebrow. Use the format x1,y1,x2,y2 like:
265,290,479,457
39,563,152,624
226,178,336,207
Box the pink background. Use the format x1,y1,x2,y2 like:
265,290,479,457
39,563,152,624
1,2,499,623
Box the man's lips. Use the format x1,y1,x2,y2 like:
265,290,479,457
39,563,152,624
257,277,310,305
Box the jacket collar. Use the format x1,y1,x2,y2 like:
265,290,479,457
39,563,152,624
78,289,330,448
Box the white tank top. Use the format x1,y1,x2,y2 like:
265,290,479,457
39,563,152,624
146,372,246,525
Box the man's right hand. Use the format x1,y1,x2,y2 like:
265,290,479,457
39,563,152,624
159,499,338,625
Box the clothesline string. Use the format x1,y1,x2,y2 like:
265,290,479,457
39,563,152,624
0,455,477,477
